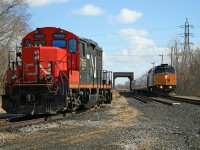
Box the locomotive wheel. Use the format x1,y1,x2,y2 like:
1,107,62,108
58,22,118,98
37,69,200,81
70,95,81,111
105,92,112,104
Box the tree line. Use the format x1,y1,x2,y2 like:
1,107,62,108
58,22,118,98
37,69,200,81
0,0,30,93
124,41,200,97
171,40,200,96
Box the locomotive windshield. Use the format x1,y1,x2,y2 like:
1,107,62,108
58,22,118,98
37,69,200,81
33,40,46,46
155,67,175,74
52,40,66,48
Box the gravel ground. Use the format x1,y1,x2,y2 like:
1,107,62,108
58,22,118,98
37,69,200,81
0,91,200,150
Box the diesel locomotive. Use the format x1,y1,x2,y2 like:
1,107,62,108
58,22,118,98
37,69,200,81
132,64,176,95
2,27,112,115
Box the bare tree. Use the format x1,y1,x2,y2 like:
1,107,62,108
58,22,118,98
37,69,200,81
170,38,200,96
0,0,30,87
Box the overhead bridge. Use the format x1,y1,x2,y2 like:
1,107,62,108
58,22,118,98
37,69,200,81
113,72,134,90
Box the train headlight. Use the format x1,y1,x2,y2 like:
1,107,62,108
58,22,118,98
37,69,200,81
34,50,39,55
169,86,172,89
46,74,52,81
160,85,163,89
33,50,39,61
34,55,39,61
39,75,44,80
165,75,168,79
11,74,17,81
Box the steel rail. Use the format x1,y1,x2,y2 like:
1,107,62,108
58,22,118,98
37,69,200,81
165,96,200,106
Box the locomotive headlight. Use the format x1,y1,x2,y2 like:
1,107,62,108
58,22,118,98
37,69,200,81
169,86,172,89
34,50,39,55
160,85,163,89
17,62,22,66
46,74,52,81
11,74,17,81
33,50,39,61
34,55,39,61
165,75,168,79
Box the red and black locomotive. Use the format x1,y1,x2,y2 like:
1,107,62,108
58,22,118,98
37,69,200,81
2,27,112,114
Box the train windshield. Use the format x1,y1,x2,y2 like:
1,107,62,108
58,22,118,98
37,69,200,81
33,40,46,46
52,40,66,48
155,67,175,74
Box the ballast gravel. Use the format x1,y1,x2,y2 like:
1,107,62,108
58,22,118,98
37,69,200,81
0,91,199,150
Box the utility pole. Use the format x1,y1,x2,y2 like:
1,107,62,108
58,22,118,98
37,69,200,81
159,54,163,64
171,47,173,66
151,62,155,68
180,18,194,52
179,18,194,92
174,40,178,69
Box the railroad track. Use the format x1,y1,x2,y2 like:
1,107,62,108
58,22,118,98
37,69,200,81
0,114,61,130
0,105,104,130
132,95,152,103
132,94,178,106
163,96,200,106
126,91,200,106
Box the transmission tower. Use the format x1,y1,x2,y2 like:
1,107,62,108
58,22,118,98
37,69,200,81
180,18,194,52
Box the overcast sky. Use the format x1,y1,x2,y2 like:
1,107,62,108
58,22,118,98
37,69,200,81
27,0,200,83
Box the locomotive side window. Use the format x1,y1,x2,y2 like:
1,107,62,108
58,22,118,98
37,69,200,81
96,50,102,57
52,40,66,48
33,40,46,46
69,38,77,52
80,43,86,57
24,39,31,47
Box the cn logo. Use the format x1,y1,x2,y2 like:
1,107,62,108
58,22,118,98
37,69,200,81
26,63,51,75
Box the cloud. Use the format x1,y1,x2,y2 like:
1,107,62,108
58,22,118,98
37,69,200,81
72,4,104,16
110,8,142,24
104,27,170,79
119,28,148,37
119,28,154,46
128,36,155,46
27,0,70,7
